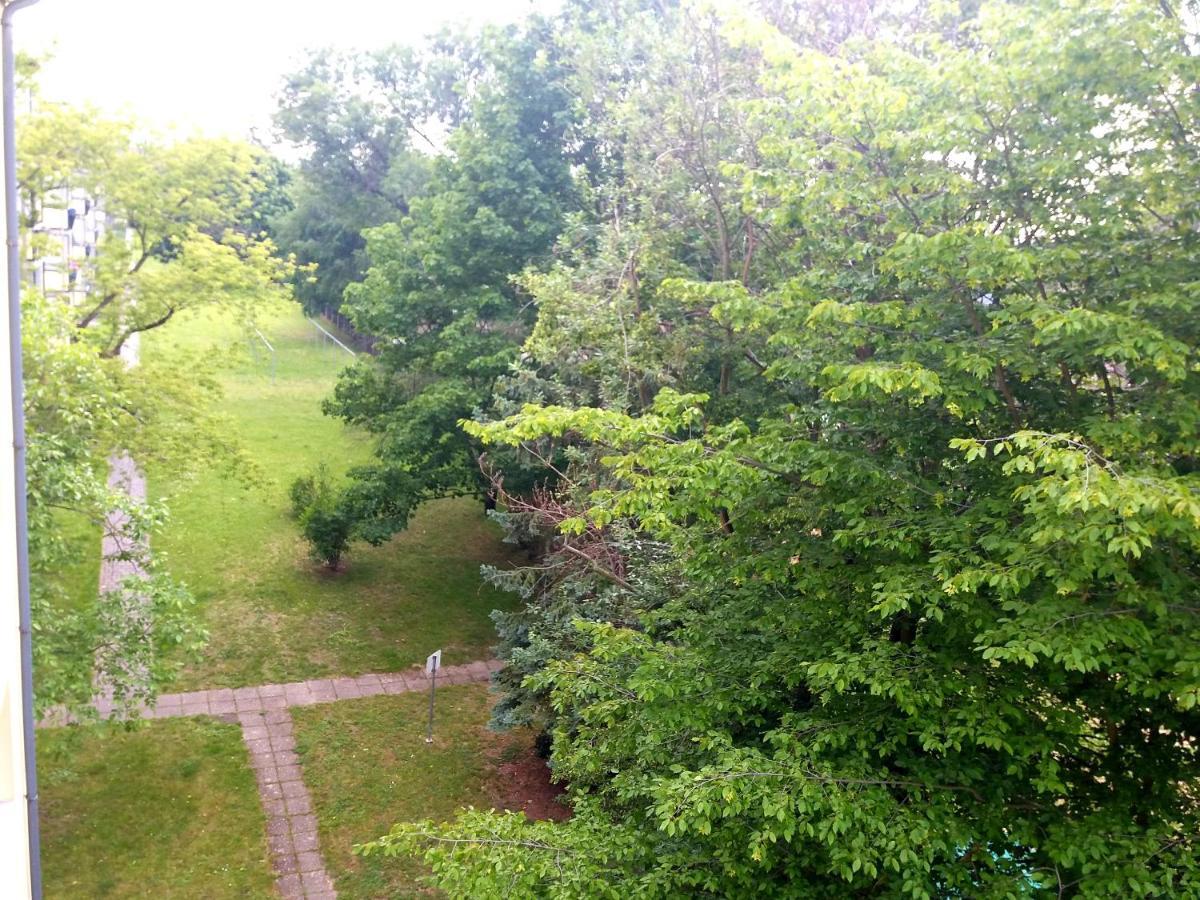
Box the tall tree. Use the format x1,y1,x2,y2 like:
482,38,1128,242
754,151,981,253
367,1,1200,895
322,19,583,543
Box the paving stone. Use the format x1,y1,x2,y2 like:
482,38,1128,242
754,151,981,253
487,659,504,672
399,674,425,692
268,831,295,857
273,852,299,875
232,686,260,702
250,751,275,770
465,661,491,679
331,678,362,700
266,709,293,725
264,799,287,818
306,679,336,702
299,858,329,881
284,684,314,705
292,829,320,852
276,764,302,782
210,687,235,701
261,694,289,710
383,680,411,695
284,794,312,816
442,668,470,685
271,734,297,753
282,780,308,799
267,817,292,838
210,699,236,715
290,813,319,833
275,749,301,767
302,873,336,897
260,781,284,801
355,673,383,690
259,683,285,697
238,711,266,727
276,874,303,897
246,737,271,755
257,767,281,786
235,695,264,712
306,892,336,900
243,725,269,741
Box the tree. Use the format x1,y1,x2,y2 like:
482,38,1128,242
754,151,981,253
322,19,584,542
365,1,1200,895
20,102,296,715
270,44,448,313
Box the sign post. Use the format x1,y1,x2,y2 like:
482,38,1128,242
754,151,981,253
424,650,441,744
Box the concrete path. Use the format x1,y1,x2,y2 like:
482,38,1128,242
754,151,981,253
95,331,151,703
145,660,500,720
149,661,497,899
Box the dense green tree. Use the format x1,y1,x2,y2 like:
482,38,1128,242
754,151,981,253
270,43,464,313
365,1,1200,895
323,19,584,542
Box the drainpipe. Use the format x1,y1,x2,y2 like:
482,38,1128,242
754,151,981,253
3,1,42,898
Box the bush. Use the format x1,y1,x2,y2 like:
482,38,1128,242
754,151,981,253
288,465,323,519
289,464,354,569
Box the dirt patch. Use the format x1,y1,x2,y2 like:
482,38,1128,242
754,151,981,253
487,734,571,822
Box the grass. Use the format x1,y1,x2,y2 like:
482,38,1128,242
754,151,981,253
38,717,275,899
46,509,102,613
293,684,526,899
142,305,518,690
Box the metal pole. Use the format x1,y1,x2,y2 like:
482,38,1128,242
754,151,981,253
425,664,437,743
3,2,44,897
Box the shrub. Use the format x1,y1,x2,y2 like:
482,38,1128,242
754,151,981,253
289,464,354,569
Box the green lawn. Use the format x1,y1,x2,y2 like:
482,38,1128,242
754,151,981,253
143,305,517,690
293,685,527,899
47,510,102,614
38,718,275,899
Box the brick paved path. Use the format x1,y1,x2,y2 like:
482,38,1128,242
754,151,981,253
157,661,498,899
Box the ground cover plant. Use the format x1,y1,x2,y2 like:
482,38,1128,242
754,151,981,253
38,718,275,899
143,306,517,690
292,684,545,898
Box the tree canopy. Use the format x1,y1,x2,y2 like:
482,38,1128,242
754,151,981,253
300,0,1200,895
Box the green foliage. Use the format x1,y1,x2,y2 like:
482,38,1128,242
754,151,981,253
288,466,322,520
368,0,1200,895
20,99,296,714
323,19,584,537
292,464,354,570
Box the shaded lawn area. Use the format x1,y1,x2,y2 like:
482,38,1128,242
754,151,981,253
294,685,557,899
143,306,518,690
38,718,274,899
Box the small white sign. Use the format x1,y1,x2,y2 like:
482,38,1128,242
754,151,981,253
425,649,442,676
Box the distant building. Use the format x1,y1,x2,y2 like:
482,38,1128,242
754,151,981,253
28,185,108,306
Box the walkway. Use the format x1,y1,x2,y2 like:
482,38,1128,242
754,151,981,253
95,332,151,703
154,661,498,900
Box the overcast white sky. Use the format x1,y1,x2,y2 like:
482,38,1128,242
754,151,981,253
16,0,558,144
